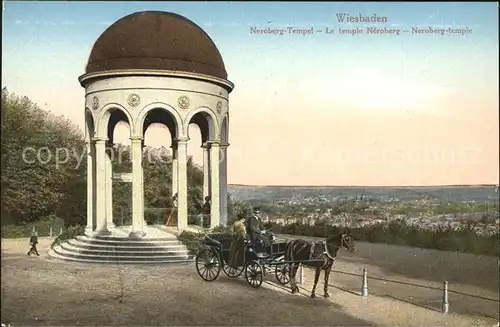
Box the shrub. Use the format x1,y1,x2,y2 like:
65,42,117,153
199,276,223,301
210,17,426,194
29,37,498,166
266,220,499,257
145,210,165,225
1,225,27,238
35,214,66,234
177,230,205,254
211,225,231,234
50,224,85,249
188,214,202,226
1,214,66,238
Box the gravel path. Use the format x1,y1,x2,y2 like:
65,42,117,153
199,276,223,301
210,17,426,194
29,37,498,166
1,237,498,326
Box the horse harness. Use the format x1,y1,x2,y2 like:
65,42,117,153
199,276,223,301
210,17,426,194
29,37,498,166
292,240,334,269
307,234,350,268
289,235,350,269
315,241,336,260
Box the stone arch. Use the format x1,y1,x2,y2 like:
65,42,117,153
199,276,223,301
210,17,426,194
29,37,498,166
220,113,229,144
136,102,183,140
95,103,134,140
85,107,95,141
184,107,220,143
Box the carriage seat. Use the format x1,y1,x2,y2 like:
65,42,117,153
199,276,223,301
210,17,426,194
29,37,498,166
255,252,274,259
203,235,221,248
247,246,275,259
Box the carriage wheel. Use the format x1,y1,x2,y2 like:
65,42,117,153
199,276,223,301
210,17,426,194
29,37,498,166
275,263,291,285
245,260,263,288
195,248,221,282
222,262,244,278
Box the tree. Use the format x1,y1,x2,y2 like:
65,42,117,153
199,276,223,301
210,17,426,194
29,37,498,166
1,89,215,228
1,89,87,225
227,193,252,225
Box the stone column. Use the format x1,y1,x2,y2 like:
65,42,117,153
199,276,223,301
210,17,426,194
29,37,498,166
219,143,229,226
171,140,178,197
210,141,221,228
176,138,189,231
94,138,110,235
130,136,145,238
85,140,95,236
105,150,115,229
202,142,211,199
141,139,146,230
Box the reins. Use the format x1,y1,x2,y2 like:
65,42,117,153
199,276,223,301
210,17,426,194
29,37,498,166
322,234,351,250
287,234,353,263
318,235,352,261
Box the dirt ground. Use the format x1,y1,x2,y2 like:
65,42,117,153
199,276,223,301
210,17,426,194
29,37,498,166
1,237,499,326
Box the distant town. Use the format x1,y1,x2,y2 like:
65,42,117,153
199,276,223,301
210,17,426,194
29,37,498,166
228,185,500,236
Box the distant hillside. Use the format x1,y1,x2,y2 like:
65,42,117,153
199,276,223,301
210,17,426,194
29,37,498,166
227,185,498,202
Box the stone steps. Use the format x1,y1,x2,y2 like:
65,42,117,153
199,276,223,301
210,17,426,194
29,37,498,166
61,242,188,256
92,234,178,242
66,239,186,251
51,246,191,262
75,235,180,246
48,248,193,264
49,233,194,264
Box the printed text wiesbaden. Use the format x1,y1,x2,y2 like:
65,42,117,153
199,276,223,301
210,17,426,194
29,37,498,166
336,13,388,24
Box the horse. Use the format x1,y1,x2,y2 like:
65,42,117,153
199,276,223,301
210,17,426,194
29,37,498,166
284,230,356,298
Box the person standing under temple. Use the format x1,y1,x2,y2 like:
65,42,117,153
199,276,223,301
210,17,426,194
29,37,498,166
166,193,178,226
202,196,211,228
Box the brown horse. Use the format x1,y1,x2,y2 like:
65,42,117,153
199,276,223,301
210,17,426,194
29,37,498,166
284,230,356,298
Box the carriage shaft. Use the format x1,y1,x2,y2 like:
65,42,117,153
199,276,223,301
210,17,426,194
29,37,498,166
269,259,327,265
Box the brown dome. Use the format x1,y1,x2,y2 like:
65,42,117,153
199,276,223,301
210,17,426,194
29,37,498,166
85,11,228,79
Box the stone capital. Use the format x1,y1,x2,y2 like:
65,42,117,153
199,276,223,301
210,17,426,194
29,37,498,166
220,142,230,148
93,137,108,144
176,137,189,144
86,142,94,155
208,140,221,147
130,136,143,142
130,137,144,147
201,142,211,149
105,146,115,158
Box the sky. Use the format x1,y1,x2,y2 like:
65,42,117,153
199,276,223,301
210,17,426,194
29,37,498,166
2,1,499,186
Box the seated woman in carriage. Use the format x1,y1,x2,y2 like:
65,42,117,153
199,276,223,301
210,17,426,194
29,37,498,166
227,213,247,268
228,207,275,268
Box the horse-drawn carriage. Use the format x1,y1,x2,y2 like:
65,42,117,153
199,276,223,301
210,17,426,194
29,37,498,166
195,230,291,288
196,228,357,298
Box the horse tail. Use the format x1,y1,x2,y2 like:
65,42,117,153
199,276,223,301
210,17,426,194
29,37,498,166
285,239,301,262
284,239,295,262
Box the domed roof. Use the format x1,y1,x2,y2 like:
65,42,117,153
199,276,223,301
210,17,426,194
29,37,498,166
85,11,228,80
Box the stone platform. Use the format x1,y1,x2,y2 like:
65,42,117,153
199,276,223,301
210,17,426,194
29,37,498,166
49,225,193,264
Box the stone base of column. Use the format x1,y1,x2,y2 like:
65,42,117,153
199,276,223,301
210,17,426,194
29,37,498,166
108,222,116,229
129,231,146,238
84,227,94,236
176,225,187,232
177,215,188,232
95,229,112,236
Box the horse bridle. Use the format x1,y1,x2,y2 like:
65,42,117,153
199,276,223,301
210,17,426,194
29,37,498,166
319,234,353,258
298,234,354,261
340,234,353,249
